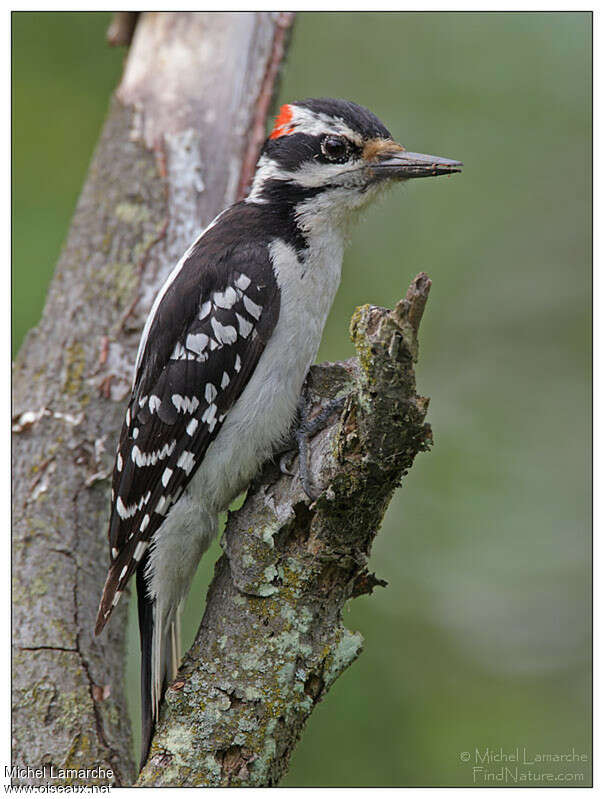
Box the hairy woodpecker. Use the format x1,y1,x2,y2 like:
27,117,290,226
94,98,461,764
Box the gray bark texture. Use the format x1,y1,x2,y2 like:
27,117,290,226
12,11,294,786
13,10,435,788
137,275,433,787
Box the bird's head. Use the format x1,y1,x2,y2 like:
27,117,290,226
248,98,462,230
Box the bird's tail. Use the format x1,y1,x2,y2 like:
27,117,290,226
137,554,181,769
136,498,217,768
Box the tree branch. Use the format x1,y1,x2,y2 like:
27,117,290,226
137,273,433,786
106,12,139,47
12,12,292,786
14,12,433,787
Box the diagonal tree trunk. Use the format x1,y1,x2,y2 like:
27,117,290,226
12,12,294,786
13,12,435,788
137,274,433,786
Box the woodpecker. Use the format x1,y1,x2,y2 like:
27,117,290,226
94,98,461,765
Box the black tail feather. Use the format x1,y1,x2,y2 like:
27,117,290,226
137,554,154,770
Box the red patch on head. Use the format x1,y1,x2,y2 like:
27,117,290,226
269,104,295,139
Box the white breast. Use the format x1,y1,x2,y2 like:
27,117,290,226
146,225,344,619
192,229,344,512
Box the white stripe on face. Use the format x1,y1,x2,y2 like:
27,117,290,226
286,105,363,144
247,106,364,203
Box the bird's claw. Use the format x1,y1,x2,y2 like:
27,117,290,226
296,426,319,501
279,451,296,477
282,393,346,501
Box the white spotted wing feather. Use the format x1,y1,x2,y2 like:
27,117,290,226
95,253,279,634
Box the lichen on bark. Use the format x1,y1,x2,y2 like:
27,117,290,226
138,273,433,786
12,11,433,788
12,12,293,786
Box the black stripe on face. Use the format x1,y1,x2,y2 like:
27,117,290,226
262,133,320,171
263,133,363,173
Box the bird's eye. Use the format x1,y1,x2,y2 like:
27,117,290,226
321,135,349,161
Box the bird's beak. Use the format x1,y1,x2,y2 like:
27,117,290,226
364,141,462,180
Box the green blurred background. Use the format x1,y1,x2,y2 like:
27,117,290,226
12,11,591,787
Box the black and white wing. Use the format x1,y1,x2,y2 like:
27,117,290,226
95,224,280,633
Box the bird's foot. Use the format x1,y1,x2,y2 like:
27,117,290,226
279,393,346,501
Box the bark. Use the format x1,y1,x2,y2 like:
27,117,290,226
137,274,433,787
106,12,139,47
12,11,293,786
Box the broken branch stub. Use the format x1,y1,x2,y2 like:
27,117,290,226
137,272,433,787
12,12,294,786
